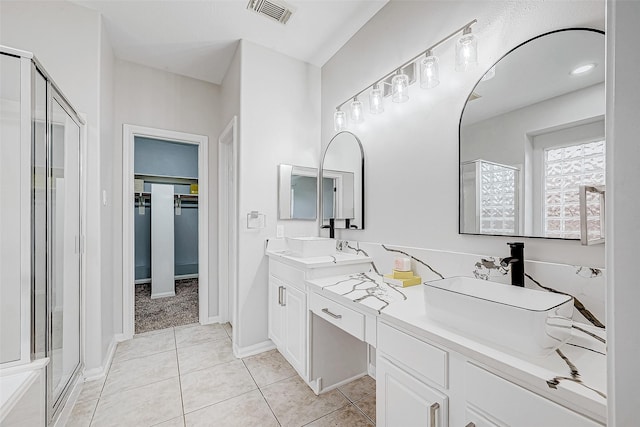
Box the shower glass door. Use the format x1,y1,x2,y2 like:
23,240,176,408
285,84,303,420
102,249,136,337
49,91,81,412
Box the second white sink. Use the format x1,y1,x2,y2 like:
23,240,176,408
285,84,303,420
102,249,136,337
424,277,574,357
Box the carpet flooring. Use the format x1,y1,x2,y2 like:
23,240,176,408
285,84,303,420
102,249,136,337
135,278,199,334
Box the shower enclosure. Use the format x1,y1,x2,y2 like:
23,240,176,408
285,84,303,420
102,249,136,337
0,45,84,425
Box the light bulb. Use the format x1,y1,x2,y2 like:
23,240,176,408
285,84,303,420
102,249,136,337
420,51,440,89
391,71,409,103
455,27,478,72
333,109,347,131
369,85,384,114
350,98,364,123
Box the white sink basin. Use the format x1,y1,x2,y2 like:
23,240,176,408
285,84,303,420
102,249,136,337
424,277,573,357
286,237,336,258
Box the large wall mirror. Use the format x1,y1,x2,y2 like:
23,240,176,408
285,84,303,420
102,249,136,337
459,28,605,239
278,164,318,220
320,131,364,230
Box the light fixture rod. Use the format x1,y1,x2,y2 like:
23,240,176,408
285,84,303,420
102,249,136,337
335,19,477,110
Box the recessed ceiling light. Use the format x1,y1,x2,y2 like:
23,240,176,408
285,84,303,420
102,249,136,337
570,63,596,76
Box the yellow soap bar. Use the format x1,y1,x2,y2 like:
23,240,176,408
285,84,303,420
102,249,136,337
190,183,199,194
393,269,414,279
383,274,422,287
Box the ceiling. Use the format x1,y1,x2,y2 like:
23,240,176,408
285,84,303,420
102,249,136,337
74,0,388,85
462,29,605,125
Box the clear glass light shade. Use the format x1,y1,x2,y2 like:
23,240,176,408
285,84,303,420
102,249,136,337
369,86,384,114
334,110,347,131
350,99,364,123
455,31,478,72
420,54,440,89
391,72,409,103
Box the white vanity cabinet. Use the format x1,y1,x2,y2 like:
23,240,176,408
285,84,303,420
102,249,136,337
268,273,307,378
464,363,604,427
376,320,605,427
377,322,449,427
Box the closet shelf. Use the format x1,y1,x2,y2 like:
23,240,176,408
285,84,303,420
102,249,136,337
134,173,197,185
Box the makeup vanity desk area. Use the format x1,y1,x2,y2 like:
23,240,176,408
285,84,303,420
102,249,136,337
265,244,606,427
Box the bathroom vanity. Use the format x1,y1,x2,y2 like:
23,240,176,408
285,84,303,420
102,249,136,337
266,239,606,427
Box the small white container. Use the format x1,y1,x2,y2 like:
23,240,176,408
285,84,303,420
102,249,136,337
424,277,574,357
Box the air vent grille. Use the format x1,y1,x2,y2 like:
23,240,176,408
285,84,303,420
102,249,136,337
247,0,294,25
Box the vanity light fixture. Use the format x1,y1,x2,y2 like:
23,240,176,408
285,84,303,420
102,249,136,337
333,19,477,130
420,50,440,89
391,70,410,103
571,63,596,76
333,109,347,131
369,84,384,114
350,97,364,123
455,26,478,72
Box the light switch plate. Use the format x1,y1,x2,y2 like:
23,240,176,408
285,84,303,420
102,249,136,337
276,225,284,238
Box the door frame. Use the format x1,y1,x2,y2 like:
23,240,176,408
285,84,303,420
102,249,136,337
122,124,209,339
217,116,238,337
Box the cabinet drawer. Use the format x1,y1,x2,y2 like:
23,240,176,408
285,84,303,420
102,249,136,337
378,322,448,389
269,260,305,291
465,363,604,427
310,292,365,341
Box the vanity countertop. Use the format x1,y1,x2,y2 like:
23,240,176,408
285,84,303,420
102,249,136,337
265,240,372,269
306,271,607,424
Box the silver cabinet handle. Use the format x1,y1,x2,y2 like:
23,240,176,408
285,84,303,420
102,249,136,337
278,286,283,305
281,287,286,306
429,402,440,427
321,308,342,319
466,423,476,427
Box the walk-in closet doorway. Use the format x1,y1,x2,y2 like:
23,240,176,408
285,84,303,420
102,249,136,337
122,125,209,339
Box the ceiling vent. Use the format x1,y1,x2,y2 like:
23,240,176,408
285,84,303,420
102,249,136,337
247,0,295,25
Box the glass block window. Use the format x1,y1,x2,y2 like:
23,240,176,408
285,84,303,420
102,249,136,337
479,162,518,235
543,140,605,238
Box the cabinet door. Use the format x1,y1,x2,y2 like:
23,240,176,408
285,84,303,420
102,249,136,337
465,407,502,427
284,285,307,377
377,356,448,427
268,277,284,348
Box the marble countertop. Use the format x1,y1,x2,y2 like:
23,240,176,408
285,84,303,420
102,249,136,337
265,238,372,269
306,271,607,423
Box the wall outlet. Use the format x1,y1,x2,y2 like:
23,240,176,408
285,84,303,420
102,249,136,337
276,225,284,238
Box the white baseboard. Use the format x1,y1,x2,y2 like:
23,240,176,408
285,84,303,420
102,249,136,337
233,340,275,359
83,337,117,382
317,372,367,395
202,316,220,325
151,291,175,299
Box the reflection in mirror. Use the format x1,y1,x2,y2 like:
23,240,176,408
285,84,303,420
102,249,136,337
459,29,605,239
321,131,364,230
278,164,318,220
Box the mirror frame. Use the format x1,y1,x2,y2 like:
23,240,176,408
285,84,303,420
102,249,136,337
319,130,365,230
458,27,605,240
277,164,318,220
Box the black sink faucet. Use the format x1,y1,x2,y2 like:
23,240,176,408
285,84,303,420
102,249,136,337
500,242,525,287
321,218,335,239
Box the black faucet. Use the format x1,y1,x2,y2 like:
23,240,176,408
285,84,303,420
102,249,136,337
321,218,335,238
500,242,525,287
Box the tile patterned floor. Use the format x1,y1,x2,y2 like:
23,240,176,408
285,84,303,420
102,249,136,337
68,323,375,426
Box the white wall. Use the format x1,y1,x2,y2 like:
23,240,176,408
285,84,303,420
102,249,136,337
99,18,115,361
112,59,222,326
321,0,605,268
234,40,321,349
0,0,112,372
606,0,640,424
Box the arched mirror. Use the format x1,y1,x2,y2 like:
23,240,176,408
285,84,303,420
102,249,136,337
320,131,364,230
459,28,605,239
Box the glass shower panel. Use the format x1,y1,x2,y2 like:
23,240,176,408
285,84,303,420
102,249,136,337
33,68,47,360
0,53,22,364
50,97,81,405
